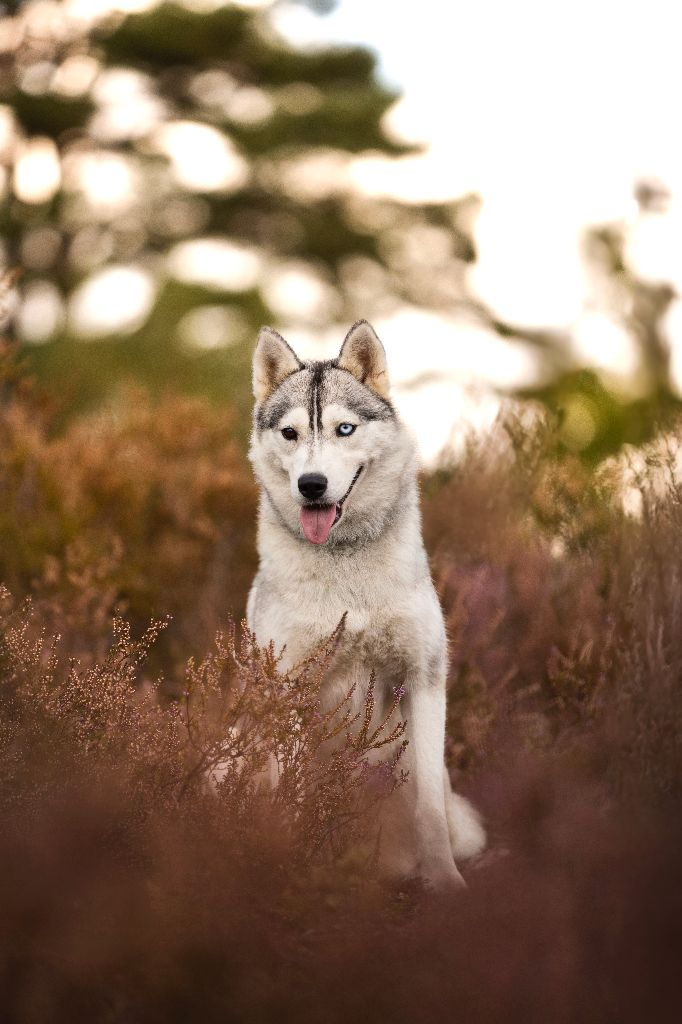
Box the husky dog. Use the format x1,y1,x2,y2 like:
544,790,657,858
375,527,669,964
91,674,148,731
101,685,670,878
248,320,485,888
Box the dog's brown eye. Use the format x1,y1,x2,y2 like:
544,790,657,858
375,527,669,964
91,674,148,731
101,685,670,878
281,427,297,441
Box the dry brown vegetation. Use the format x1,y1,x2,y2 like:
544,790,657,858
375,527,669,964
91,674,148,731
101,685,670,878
0,358,681,1022
0,356,257,669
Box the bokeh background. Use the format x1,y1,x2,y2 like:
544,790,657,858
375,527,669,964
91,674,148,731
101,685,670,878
1,3,681,1022
3,0,682,461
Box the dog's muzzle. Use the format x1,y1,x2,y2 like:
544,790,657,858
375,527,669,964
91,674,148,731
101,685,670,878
299,465,363,544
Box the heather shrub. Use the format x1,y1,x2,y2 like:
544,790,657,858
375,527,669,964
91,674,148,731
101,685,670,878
0,589,412,1020
0,372,680,1021
0,590,403,860
424,417,682,811
0,375,257,667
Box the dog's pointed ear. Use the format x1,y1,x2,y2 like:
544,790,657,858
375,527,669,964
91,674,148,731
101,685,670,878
337,320,389,399
253,327,302,402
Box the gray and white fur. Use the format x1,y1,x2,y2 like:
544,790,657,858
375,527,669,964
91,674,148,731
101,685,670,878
248,320,485,888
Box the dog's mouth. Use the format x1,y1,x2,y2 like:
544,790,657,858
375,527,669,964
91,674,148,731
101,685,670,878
299,465,363,545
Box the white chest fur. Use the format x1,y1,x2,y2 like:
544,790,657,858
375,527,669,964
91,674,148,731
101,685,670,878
247,492,446,690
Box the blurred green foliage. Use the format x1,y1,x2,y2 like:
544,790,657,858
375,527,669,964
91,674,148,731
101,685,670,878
0,2,680,460
0,0,473,427
516,218,681,463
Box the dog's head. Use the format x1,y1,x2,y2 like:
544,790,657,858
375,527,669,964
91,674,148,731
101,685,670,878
250,320,415,547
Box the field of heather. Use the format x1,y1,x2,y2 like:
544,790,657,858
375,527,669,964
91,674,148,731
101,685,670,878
1,359,680,1023
2,1,681,1019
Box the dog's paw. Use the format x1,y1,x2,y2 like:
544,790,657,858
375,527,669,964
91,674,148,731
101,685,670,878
420,858,467,893
388,866,465,907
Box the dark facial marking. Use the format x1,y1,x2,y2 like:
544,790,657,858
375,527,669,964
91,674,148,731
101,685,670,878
331,364,396,418
255,359,395,433
342,394,395,422
306,361,333,433
256,377,303,432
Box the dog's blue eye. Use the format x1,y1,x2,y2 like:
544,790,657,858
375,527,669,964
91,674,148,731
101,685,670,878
336,422,356,437
281,427,298,441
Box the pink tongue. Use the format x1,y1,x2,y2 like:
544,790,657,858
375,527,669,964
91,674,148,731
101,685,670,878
300,504,337,544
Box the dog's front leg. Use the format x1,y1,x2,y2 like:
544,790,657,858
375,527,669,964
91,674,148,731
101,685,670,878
402,683,465,890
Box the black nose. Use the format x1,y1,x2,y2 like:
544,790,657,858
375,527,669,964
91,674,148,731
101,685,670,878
298,472,328,501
